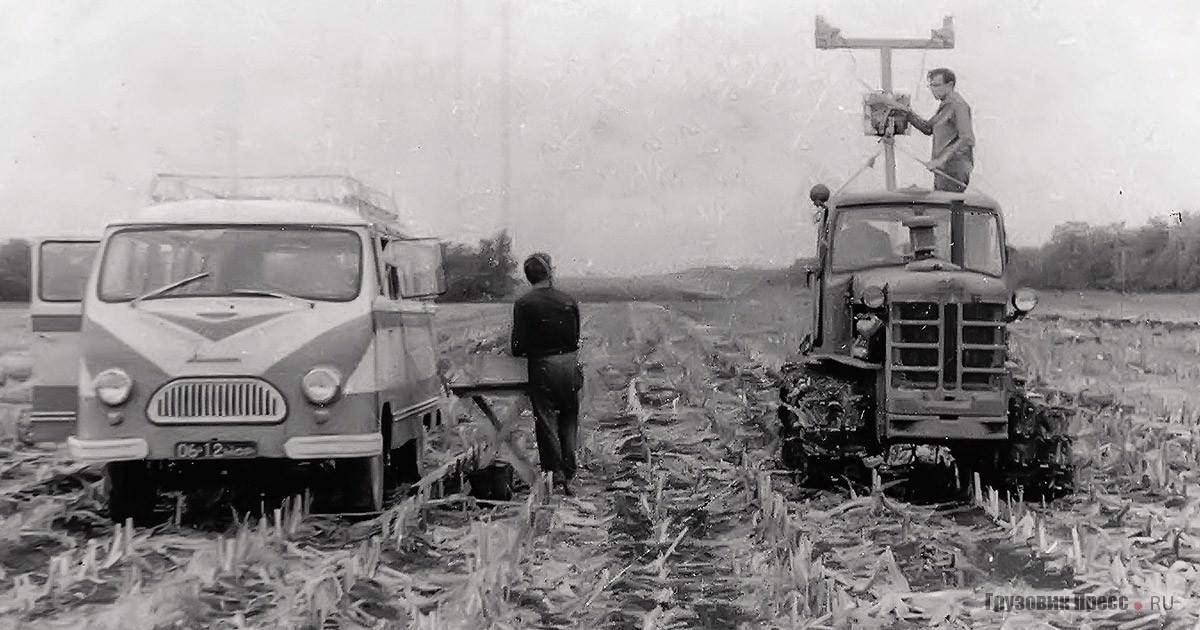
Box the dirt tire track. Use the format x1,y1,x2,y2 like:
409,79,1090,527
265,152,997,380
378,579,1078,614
517,302,762,629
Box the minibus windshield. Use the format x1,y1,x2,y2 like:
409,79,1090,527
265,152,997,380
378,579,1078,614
98,226,363,303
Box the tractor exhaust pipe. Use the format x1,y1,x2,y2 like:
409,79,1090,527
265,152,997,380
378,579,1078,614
904,216,939,260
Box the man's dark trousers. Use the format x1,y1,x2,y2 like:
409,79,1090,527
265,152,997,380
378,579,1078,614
934,160,972,193
527,351,582,483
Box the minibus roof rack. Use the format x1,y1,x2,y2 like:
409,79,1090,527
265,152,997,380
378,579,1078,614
148,174,401,227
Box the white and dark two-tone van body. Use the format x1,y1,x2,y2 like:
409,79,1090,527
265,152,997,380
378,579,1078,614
67,175,446,521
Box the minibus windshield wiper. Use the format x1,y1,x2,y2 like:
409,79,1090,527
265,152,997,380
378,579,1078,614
229,288,315,309
129,272,211,307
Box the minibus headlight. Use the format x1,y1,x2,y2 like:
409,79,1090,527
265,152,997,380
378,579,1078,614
302,367,342,405
94,369,133,406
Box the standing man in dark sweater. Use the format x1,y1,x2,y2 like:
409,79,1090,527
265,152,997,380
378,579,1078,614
888,68,976,192
510,252,583,495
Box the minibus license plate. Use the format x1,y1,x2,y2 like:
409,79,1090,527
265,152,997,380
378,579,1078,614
175,441,257,459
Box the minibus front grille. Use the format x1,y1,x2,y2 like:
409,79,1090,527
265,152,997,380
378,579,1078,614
148,378,287,424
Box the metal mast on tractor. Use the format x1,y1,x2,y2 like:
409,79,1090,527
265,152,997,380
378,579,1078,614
814,15,956,192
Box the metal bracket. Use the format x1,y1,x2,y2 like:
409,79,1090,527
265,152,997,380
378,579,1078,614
815,15,955,50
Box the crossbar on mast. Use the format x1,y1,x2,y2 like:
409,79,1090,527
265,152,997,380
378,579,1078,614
814,15,956,191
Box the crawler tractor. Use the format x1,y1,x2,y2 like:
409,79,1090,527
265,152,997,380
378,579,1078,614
776,184,1074,500
777,15,1075,501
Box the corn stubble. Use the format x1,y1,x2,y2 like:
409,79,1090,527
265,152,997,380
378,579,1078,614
0,299,1198,628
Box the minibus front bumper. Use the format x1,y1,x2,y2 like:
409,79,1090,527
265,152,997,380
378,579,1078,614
67,433,382,463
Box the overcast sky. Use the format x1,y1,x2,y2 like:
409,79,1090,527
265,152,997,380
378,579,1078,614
3,0,1198,274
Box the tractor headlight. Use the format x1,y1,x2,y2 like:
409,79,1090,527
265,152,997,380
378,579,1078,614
861,285,886,309
94,368,133,406
302,367,342,405
1012,288,1038,313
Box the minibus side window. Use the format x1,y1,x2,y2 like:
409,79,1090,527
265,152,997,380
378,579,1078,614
376,236,399,300
384,239,446,300
39,241,99,302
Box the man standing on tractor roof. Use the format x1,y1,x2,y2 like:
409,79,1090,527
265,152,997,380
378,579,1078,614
510,252,584,496
890,68,975,192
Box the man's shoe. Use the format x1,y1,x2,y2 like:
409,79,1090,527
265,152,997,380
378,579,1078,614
560,479,575,496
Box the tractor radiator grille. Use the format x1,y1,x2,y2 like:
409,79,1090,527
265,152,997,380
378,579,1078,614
959,302,1007,390
890,301,1007,391
148,378,287,424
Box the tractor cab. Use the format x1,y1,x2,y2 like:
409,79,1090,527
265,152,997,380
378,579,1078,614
801,185,1038,371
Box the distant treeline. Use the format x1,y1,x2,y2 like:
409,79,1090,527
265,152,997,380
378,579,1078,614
0,240,30,302
1007,212,1200,292
5,214,1200,303
437,232,519,303
781,212,1200,294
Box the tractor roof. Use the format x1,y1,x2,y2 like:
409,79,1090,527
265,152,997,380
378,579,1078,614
830,186,1001,211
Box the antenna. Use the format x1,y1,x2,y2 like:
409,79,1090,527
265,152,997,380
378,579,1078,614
499,0,513,247
815,15,955,191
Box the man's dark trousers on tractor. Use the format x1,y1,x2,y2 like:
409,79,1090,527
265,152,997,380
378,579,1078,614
527,351,582,485
934,159,972,193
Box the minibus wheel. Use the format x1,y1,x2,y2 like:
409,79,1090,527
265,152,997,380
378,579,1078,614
339,455,384,513
104,461,157,525
395,434,426,484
